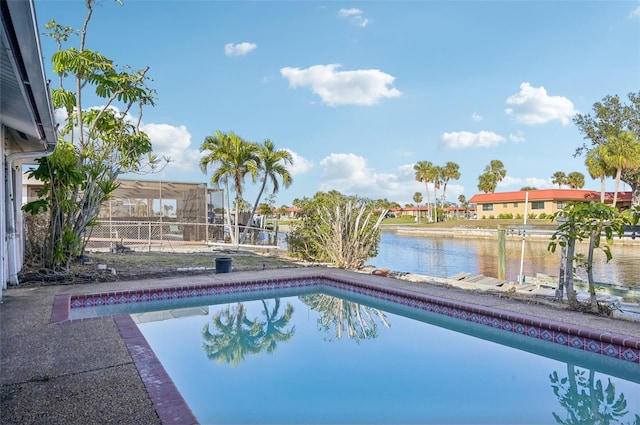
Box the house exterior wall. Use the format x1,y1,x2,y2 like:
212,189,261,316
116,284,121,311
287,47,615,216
477,199,562,218
1,127,6,290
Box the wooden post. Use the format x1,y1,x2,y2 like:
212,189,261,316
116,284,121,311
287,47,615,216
497,226,506,280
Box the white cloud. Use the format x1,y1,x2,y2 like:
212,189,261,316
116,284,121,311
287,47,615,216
312,156,467,205
142,123,201,173
509,130,525,143
224,42,257,57
338,8,362,17
318,153,408,200
472,112,483,122
440,131,506,149
320,153,370,181
338,8,369,27
285,149,313,176
630,6,640,18
505,82,577,125
280,64,401,106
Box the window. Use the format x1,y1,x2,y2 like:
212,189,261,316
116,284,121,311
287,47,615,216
482,204,493,211
531,201,545,210
503,203,508,208
557,201,568,209
513,202,518,208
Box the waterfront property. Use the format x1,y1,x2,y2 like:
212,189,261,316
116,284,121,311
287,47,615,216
469,189,632,219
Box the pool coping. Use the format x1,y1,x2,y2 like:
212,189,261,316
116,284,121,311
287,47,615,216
49,269,640,425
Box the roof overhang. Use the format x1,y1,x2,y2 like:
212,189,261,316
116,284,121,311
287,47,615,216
1,0,56,152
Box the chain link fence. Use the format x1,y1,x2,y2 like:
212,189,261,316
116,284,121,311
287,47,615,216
85,220,281,252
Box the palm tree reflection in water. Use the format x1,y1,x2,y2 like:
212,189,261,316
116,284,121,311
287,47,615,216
299,294,390,343
549,365,638,424
201,299,295,366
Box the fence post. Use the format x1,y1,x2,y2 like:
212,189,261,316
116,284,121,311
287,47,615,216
497,226,506,280
147,221,152,252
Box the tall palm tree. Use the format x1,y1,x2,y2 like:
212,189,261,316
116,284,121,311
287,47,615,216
585,146,615,202
200,131,259,245
441,161,461,204
601,131,640,207
413,191,423,222
241,140,293,243
458,194,468,218
432,165,444,222
551,171,567,188
414,161,433,222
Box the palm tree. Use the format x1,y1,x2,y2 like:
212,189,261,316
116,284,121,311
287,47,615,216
477,160,506,194
585,145,615,202
432,165,444,222
413,191,423,222
200,131,259,245
551,171,567,188
241,140,293,243
441,161,461,203
567,171,585,190
601,131,640,207
414,161,433,222
488,159,507,184
458,194,468,218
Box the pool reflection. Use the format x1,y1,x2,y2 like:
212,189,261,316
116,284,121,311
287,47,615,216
201,299,295,366
299,294,390,343
549,366,638,424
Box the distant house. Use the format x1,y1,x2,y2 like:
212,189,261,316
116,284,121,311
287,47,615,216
469,189,632,218
1,1,57,294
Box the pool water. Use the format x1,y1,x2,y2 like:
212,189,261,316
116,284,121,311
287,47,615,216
133,288,640,424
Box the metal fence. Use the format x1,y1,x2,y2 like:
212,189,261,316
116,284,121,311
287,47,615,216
85,220,280,252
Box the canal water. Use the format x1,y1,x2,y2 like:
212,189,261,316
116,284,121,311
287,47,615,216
370,230,640,286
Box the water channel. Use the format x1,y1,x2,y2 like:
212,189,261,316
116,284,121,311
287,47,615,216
370,230,640,286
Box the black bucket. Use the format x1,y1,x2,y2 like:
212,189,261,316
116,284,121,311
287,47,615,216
215,257,232,273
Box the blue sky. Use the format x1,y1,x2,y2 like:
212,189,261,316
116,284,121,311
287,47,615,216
35,1,640,207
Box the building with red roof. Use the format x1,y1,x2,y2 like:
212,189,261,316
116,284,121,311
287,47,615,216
469,189,632,218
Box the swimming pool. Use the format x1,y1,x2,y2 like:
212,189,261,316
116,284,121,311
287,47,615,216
55,271,640,423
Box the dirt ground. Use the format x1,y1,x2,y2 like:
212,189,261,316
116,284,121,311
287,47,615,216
17,249,302,287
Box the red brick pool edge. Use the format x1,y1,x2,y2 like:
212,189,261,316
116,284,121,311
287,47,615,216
114,315,198,425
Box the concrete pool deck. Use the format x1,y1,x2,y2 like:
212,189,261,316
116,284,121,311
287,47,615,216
1,267,639,424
